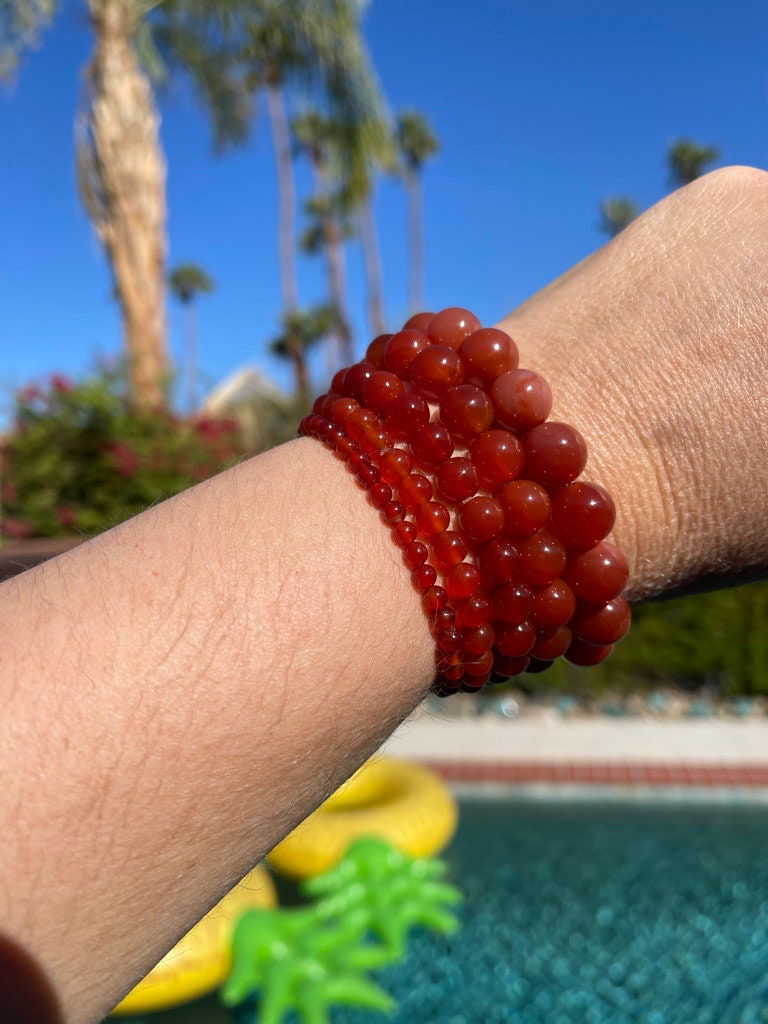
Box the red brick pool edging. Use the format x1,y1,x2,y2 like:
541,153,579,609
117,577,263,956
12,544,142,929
422,759,768,787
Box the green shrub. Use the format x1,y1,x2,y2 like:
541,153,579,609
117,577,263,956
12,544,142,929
1,371,247,540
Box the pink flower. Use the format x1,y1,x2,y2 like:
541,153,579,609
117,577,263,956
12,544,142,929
17,383,42,404
57,505,77,528
1,517,34,540
109,442,141,479
50,373,73,394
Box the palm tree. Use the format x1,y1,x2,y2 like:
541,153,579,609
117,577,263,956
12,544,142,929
395,110,439,314
168,262,215,413
667,139,720,188
269,303,336,410
598,195,640,238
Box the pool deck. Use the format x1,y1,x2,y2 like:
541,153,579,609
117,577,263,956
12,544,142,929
381,705,768,787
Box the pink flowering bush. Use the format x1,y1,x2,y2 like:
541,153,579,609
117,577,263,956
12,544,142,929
1,371,246,539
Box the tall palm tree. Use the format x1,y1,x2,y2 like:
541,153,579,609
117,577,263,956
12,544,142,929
667,139,720,188
395,110,439,314
269,303,336,409
168,262,215,413
598,195,639,238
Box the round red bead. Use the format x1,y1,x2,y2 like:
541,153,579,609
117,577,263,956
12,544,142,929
564,541,629,603
379,448,413,484
565,638,614,666
460,327,519,387
519,530,568,587
476,538,520,586
415,500,451,538
470,429,524,491
495,620,537,658
523,422,588,490
498,479,551,538
411,564,438,592
383,329,430,378
455,594,492,629
439,385,494,443
331,396,360,427
571,596,631,646
493,581,534,624
431,530,469,571
342,361,377,400
366,333,392,367
460,495,505,543
409,421,455,468
445,561,482,599
399,473,433,510
410,345,465,400
532,626,573,661
435,458,479,503
530,579,576,631
427,307,483,350
551,481,616,548
383,392,430,440
403,311,435,332
361,371,405,412
491,369,553,434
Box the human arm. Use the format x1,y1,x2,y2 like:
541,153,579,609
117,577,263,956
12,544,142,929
1,165,767,1023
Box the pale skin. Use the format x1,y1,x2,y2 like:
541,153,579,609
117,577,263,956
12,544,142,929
1,166,767,1023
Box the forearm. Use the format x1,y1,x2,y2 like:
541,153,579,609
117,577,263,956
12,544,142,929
0,439,433,1021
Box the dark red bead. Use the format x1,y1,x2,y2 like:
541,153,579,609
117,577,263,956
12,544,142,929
422,585,448,614
355,462,379,487
346,407,377,445
368,481,392,509
403,311,435,332
492,653,530,678
531,626,572,661
493,581,534,624
392,520,417,548
366,333,392,367
383,328,430,378
551,481,616,548
439,385,494,443
342,361,377,400
564,541,629,603
383,392,430,440
399,473,433,510
431,530,469,571
498,479,551,538
435,626,462,655
331,368,348,394
410,345,465,400
331,396,360,427
455,594,492,629
415,500,451,538
495,619,537,658
460,495,505,543
435,458,479,503
565,638,614,666
431,606,456,636
462,649,494,676
409,421,455,468
476,538,519,586
470,429,524,492
427,307,482,350
361,371,405,413
336,434,357,459
379,447,414,484
491,369,552,434
571,596,631,646
523,422,588,490
460,327,519,387
382,500,406,524
462,623,495,655
411,563,438,591
519,530,567,587
445,561,482,599
531,579,576,631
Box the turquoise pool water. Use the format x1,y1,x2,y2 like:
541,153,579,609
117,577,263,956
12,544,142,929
118,792,768,1024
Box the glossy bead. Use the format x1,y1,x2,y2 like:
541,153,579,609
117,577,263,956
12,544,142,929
460,327,519,387
403,540,429,569
427,307,483,350
436,626,461,656
392,520,417,548
445,561,482,599
336,434,357,459
382,500,406,524
565,638,614,666
564,541,629,602
476,538,519,586
368,481,393,509
491,369,552,434
439,385,494,443
411,563,438,591
462,648,494,676
431,530,469,571
379,447,413,484
492,653,530,678
523,422,588,489
469,429,524,491
498,479,551,538
355,462,379,487
361,371,405,412
531,579,576,631
415,500,451,538
403,311,435,332
462,623,495,655
422,585,448,615
383,392,430,440
460,495,505,543
383,329,430,378
435,458,479,503
455,594,492,629
493,581,535,624
331,396,360,427
409,421,455,468
532,626,572,661
365,333,392,367
410,345,465,400
519,530,567,586
572,596,631,646
345,407,377,446
342,361,377,400
551,481,616,548
399,473,433,510
495,619,537,658
431,606,455,636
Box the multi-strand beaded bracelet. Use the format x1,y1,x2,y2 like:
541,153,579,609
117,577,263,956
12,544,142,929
300,306,630,697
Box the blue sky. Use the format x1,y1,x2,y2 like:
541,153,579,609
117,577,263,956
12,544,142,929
2,0,766,413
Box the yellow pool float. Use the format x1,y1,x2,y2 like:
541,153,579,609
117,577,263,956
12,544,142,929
268,757,457,881
110,863,276,1015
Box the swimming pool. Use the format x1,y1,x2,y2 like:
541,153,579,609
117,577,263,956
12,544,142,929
115,792,768,1024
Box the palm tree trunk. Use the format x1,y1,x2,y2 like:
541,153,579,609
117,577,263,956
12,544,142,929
358,197,386,336
82,0,169,412
185,302,198,415
323,218,353,366
406,169,425,314
265,80,299,314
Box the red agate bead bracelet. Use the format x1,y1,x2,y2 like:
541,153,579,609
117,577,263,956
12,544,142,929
300,306,630,696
